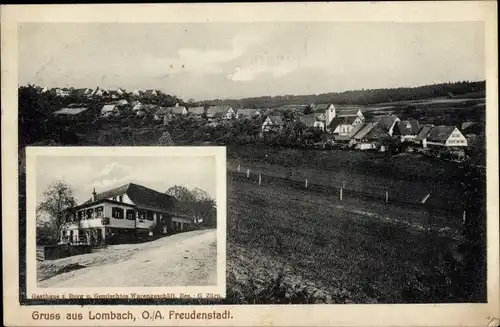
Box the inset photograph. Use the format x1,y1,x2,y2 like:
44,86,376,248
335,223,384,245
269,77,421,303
26,146,225,297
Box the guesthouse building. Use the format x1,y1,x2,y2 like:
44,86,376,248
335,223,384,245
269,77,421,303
60,183,195,246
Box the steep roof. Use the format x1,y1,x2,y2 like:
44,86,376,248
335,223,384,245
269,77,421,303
54,107,88,115
82,183,178,212
415,125,434,141
352,122,379,140
299,114,319,127
427,126,456,143
377,115,400,131
393,119,420,136
327,116,359,130
73,88,92,96
188,106,206,115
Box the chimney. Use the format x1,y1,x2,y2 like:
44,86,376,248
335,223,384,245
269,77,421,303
92,188,97,202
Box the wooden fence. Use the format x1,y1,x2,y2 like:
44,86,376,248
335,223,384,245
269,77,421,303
229,168,464,214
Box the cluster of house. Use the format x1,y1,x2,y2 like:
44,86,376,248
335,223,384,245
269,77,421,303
38,86,163,99
60,183,198,246
260,103,472,156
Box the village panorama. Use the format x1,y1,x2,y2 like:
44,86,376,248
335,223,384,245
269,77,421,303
20,80,486,303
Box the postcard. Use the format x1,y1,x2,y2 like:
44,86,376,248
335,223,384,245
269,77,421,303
2,2,499,327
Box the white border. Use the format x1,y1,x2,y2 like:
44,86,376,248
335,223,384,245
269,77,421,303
2,2,499,327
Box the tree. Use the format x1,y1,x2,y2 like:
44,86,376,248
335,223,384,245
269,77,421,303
36,180,76,244
165,186,217,227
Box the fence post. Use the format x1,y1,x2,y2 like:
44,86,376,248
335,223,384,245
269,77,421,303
462,210,466,224
237,164,240,173
246,169,250,178
385,190,389,204
340,187,343,201
258,174,262,186
305,179,308,188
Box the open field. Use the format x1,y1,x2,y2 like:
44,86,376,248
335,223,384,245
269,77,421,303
226,145,470,211
226,175,465,303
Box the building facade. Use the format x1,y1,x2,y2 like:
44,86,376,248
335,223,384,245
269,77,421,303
60,183,195,246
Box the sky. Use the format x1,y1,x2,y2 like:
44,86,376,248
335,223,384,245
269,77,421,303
35,156,217,206
18,22,485,101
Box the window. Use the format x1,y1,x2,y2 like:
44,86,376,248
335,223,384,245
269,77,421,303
96,206,104,217
119,195,123,202
138,211,146,221
86,208,94,219
146,211,154,221
112,207,124,219
126,209,135,220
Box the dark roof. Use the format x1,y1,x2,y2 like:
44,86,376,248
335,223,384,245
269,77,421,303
207,105,232,115
393,119,420,136
327,116,359,130
188,106,205,115
415,125,434,141
83,183,178,212
313,103,333,111
427,126,456,143
377,115,400,131
352,122,379,140
299,114,319,127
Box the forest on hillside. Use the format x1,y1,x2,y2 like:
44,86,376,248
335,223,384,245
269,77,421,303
200,81,485,108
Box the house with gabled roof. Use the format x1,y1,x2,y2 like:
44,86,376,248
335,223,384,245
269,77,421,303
92,87,109,97
188,106,206,117
393,119,420,141
262,115,285,132
144,89,158,97
324,105,365,129
299,114,325,130
60,183,195,246
424,126,468,148
108,88,125,99
350,122,390,150
73,88,93,98
376,115,400,137
206,105,235,120
312,103,335,113
130,89,142,97
236,109,261,119
326,115,364,135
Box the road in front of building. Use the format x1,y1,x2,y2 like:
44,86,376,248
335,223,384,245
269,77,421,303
38,229,217,287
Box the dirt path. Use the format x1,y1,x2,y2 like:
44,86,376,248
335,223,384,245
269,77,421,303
38,229,217,287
